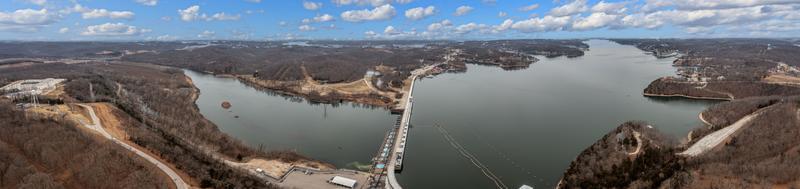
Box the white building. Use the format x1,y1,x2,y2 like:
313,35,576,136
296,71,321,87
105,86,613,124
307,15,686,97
329,176,357,188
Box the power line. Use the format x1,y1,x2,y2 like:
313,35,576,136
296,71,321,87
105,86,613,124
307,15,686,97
435,124,508,189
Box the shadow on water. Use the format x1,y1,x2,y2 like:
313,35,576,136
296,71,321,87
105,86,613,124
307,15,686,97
644,95,723,106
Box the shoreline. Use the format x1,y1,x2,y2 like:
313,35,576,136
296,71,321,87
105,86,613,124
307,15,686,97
234,75,398,109
642,92,732,101
698,112,713,127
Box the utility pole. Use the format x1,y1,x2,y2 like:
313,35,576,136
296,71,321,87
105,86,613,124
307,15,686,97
89,83,95,102
32,94,38,109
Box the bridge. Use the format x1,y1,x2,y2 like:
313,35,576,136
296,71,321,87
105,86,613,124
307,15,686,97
384,73,417,189
365,64,441,189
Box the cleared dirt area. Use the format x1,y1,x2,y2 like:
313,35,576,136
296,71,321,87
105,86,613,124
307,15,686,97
91,103,129,139
764,74,800,85
298,65,396,96
280,169,371,189
228,158,334,178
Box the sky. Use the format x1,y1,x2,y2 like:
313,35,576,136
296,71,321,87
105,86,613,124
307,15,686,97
0,0,799,41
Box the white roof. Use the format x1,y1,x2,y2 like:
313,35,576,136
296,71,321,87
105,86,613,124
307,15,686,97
330,176,357,188
519,185,534,189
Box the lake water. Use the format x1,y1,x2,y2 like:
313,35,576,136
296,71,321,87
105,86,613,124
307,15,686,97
186,40,716,189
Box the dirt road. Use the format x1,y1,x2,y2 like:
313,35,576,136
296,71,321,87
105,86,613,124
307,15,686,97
77,104,189,189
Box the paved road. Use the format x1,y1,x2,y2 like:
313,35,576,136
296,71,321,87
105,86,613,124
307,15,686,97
77,104,189,189
679,109,762,157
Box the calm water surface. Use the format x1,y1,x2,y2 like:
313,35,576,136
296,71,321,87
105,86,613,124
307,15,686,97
187,40,716,189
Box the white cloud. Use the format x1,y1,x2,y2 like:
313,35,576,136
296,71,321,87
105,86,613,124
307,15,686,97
197,30,215,38
767,4,800,20
303,1,323,10
299,24,316,31
178,5,201,21
341,4,396,22
571,12,619,30
149,34,178,41
640,0,673,12
0,9,57,25
135,0,158,6
649,6,770,27
316,14,336,22
519,4,540,12
304,14,335,23
590,1,629,14
498,11,507,17
511,15,572,32
492,19,514,33
26,0,46,6
332,0,391,7
62,4,89,14
58,27,68,33
743,19,800,32
549,0,588,16
384,25,398,34
364,30,378,38
64,4,135,20
245,9,265,14
620,13,664,29
405,6,435,20
684,26,714,34
643,0,799,11
178,5,240,21
454,5,473,16
81,22,149,36
372,25,424,38
454,22,488,34
427,19,452,31
82,9,135,20
209,12,241,21
395,0,414,4
0,8,57,32
244,0,262,3
618,4,793,33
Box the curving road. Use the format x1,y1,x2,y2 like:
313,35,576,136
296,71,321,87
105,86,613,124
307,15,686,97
679,108,765,157
77,104,189,189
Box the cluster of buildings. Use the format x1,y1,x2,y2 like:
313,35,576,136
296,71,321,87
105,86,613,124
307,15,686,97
0,78,66,99
770,63,800,75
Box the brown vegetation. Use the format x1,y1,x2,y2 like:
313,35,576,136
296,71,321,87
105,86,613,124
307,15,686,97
0,62,318,188
563,39,800,188
559,122,681,189
685,101,800,188
118,40,587,108
0,100,171,189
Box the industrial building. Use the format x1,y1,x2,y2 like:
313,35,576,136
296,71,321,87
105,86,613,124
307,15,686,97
328,176,357,188
0,78,66,99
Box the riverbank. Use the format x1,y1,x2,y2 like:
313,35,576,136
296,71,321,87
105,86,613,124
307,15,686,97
643,92,732,101
234,63,446,111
